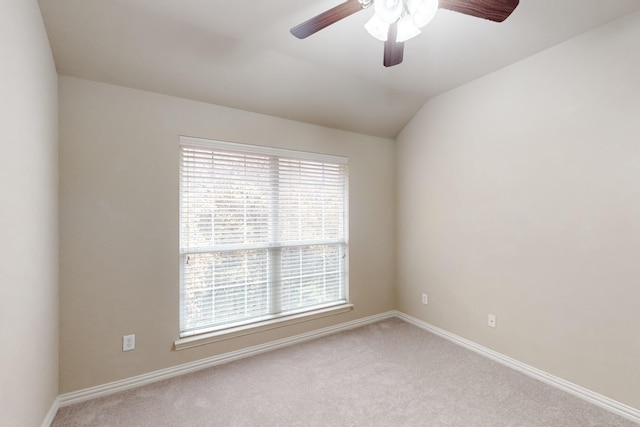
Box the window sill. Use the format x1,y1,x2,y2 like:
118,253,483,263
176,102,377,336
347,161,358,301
173,303,354,351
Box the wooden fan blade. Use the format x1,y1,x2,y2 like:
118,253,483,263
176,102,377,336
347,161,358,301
383,22,404,67
291,0,365,39
439,0,519,22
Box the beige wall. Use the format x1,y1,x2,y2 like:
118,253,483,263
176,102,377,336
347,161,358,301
396,11,640,409
0,1,59,426
58,76,396,393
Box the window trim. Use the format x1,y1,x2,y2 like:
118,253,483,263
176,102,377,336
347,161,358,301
178,136,350,342
174,302,353,351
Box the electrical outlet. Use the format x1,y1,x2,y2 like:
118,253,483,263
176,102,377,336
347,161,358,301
421,293,428,305
123,334,135,351
488,314,497,328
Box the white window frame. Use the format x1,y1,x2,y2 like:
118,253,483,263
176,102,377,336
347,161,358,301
177,136,351,347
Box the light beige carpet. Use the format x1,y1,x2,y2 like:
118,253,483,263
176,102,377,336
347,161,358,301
53,318,639,426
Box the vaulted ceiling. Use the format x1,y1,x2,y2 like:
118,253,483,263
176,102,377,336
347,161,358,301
39,0,640,138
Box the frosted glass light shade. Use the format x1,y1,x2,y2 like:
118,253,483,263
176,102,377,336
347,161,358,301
374,0,403,24
413,0,439,28
396,15,421,42
365,14,390,41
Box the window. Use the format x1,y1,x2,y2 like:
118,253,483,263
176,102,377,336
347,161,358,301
179,137,349,338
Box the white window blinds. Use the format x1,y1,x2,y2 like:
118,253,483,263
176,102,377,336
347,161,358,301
179,137,349,337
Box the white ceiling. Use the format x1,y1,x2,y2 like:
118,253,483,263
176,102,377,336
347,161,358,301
39,0,640,139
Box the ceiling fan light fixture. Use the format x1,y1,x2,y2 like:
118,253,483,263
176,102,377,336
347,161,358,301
365,14,390,41
367,0,439,43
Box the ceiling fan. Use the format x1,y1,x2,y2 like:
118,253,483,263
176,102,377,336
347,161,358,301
291,0,519,67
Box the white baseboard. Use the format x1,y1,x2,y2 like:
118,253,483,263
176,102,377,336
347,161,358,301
56,311,396,409
393,311,640,424
48,310,640,426
41,397,60,427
